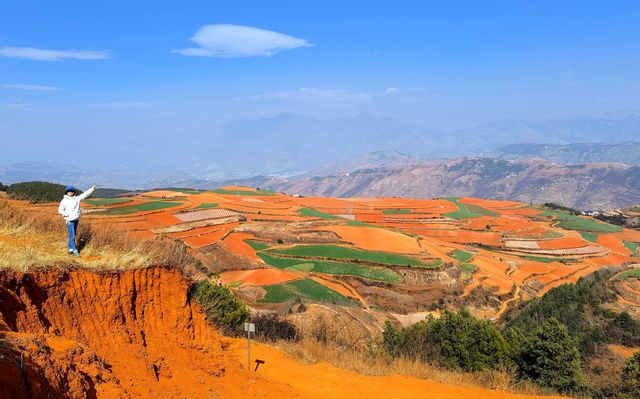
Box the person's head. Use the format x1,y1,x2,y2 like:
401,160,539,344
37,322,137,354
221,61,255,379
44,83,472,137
65,186,76,196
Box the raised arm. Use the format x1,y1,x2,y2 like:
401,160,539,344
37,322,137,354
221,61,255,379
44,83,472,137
77,184,96,201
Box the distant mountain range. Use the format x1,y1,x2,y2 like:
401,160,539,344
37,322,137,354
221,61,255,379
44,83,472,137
261,157,640,210
3,111,640,208
490,142,640,165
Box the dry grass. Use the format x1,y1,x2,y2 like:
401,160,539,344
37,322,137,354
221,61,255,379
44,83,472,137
0,199,196,272
274,313,557,398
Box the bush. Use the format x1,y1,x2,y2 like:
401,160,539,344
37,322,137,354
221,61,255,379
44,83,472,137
0,182,7,191
606,312,640,347
252,313,298,342
7,181,75,203
382,309,510,372
506,271,618,356
511,317,585,393
619,352,640,398
190,280,250,335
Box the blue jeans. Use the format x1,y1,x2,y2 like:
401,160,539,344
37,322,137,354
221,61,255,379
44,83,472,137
66,220,79,252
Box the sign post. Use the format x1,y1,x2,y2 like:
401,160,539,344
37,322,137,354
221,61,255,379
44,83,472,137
244,322,255,370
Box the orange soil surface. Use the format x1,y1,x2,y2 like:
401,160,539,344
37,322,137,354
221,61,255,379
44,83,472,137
224,338,564,399
221,232,262,261
538,236,589,249
319,225,423,254
437,231,503,246
168,224,225,239
141,190,190,198
608,344,639,359
598,234,635,256
220,268,299,286
0,267,297,399
182,223,238,249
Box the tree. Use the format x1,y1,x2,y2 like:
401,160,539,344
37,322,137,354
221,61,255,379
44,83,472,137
619,352,640,398
515,317,585,393
0,182,7,191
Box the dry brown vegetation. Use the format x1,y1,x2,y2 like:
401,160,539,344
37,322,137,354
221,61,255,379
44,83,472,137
0,199,196,272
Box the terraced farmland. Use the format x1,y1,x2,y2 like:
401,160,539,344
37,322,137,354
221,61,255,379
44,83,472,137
37,186,637,318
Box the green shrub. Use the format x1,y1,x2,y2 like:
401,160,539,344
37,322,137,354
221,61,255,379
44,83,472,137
512,318,585,392
382,309,510,372
620,352,640,398
190,280,250,334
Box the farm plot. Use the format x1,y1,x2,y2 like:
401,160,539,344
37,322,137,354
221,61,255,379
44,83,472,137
449,249,473,263
98,201,183,215
318,225,423,254
259,278,352,304
220,268,299,286
175,208,240,222
84,198,132,206
196,202,219,209
540,210,623,233
211,187,277,196
265,244,427,267
614,267,640,281
257,253,401,283
444,198,499,219
297,207,342,220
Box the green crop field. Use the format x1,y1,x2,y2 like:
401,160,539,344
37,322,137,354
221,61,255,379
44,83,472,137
449,249,473,262
383,209,412,214
100,201,182,215
623,241,639,256
540,210,622,233
630,206,640,212
444,198,498,219
85,198,132,206
210,188,276,196
259,278,351,304
266,244,425,266
613,268,640,281
460,263,477,275
257,253,401,283
580,232,598,243
521,255,577,264
196,202,219,209
297,207,342,220
244,239,270,251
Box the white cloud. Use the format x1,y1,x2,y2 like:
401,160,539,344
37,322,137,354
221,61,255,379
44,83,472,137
0,47,110,61
1,83,63,91
172,24,312,57
256,87,370,102
384,87,399,95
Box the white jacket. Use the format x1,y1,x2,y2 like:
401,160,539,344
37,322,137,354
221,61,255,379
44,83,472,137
58,186,96,222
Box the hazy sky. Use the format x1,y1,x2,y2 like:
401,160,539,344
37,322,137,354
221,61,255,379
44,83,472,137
1,0,640,162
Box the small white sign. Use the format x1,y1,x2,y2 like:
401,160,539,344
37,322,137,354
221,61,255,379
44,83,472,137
244,322,255,333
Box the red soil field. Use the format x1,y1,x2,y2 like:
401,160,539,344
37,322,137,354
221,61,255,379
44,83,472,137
221,232,262,261
437,231,503,247
319,225,423,254
220,268,299,286
181,223,238,249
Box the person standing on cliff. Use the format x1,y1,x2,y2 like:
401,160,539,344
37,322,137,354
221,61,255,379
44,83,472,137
58,183,96,257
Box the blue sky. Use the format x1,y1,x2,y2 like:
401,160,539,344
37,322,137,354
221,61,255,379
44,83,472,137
1,0,639,154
